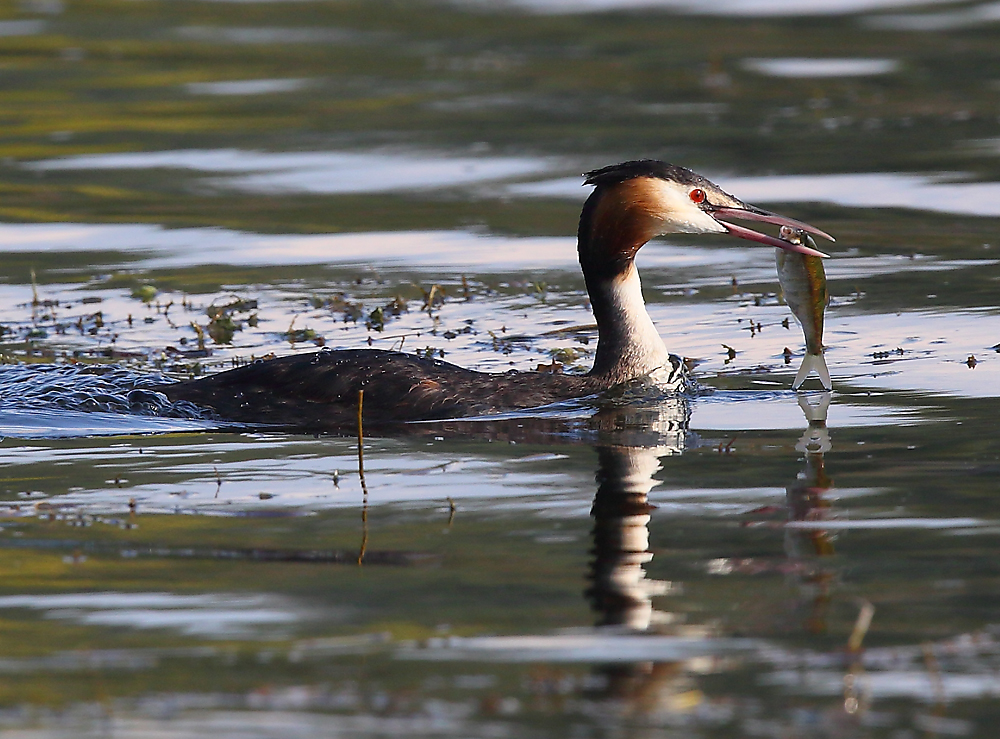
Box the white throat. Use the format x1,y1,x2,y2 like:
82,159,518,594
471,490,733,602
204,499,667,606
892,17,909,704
588,264,669,383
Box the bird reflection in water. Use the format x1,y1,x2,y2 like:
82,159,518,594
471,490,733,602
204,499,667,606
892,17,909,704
588,445,672,631
583,398,702,713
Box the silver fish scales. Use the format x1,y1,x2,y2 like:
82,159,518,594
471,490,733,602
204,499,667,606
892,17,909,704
777,226,831,390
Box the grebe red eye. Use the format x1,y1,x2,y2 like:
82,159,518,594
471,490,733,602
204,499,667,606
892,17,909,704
689,188,706,204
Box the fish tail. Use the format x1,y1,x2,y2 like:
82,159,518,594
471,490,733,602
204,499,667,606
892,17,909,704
792,352,831,391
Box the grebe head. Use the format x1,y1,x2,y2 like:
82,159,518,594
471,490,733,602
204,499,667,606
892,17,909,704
577,160,834,384
579,160,832,276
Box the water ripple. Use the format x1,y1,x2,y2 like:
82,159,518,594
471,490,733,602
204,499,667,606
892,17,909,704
0,365,219,437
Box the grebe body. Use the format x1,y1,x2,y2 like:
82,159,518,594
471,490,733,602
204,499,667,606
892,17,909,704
162,348,688,428
161,160,831,429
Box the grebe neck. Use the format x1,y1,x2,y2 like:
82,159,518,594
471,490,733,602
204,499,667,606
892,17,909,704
578,179,670,385
586,262,669,384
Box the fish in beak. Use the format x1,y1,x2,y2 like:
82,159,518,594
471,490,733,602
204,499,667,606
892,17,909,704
709,203,834,258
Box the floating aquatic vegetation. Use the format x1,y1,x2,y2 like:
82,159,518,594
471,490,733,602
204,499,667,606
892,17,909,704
131,285,158,304
207,297,258,316
194,296,259,345
421,284,446,312
367,306,385,332
206,313,240,344
548,346,590,370
284,315,324,346
311,294,365,323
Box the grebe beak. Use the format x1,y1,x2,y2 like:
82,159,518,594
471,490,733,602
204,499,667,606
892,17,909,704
709,204,834,258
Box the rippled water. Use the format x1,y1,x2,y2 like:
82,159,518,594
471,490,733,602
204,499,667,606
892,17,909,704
1,0,1000,736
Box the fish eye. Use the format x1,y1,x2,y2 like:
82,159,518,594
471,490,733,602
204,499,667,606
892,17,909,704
689,188,706,204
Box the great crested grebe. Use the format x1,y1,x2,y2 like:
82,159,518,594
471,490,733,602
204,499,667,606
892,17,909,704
160,160,832,429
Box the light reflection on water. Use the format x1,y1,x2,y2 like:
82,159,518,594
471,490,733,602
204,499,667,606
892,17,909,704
0,222,576,269
866,2,1000,31
0,220,993,275
0,592,303,638
512,171,1000,218
458,0,970,16
26,149,555,195
174,25,371,44
740,58,901,78
404,633,761,662
0,435,592,511
0,20,47,36
183,78,314,96
30,147,1000,219
0,409,217,438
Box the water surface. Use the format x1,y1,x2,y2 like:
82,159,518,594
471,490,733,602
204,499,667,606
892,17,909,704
1,1,1000,736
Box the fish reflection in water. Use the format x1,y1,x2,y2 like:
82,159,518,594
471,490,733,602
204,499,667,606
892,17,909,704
785,392,837,635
